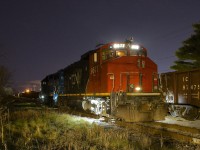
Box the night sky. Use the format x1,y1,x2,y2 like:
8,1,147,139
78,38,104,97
0,0,200,92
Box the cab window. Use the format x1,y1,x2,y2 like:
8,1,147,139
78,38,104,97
102,49,127,61
116,50,127,57
102,50,115,60
94,53,97,62
130,49,147,57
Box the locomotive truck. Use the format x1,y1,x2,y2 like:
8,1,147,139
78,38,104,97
40,39,167,122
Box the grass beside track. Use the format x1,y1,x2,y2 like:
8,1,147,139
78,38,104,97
1,98,200,150
1,109,133,150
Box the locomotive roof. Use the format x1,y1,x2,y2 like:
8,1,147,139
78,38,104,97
81,50,94,60
41,41,148,83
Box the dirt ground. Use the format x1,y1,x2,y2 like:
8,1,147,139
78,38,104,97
158,115,200,129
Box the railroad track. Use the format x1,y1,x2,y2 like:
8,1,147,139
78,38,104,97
59,109,200,146
115,117,200,145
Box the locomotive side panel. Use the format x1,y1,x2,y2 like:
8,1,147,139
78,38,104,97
138,57,158,92
64,60,89,94
100,63,109,92
57,58,90,110
87,51,102,93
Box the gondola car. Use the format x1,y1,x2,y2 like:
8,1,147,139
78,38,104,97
160,69,200,120
41,39,167,122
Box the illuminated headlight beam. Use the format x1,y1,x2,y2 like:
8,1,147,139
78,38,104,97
113,43,125,49
131,45,140,50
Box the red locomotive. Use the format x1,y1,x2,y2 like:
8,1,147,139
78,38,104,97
40,39,167,122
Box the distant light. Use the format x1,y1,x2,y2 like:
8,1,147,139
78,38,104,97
135,87,141,91
131,45,140,50
41,95,45,99
113,43,125,49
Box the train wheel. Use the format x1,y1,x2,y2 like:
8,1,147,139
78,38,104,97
169,105,179,117
169,110,179,117
181,107,199,121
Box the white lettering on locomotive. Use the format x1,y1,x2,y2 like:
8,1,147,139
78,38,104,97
90,66,98,75
183,76,189,82
183,84,189,90
71,69,82,86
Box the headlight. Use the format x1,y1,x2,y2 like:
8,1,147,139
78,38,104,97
113,43,125,49
131,45,140,50
135,86,141,91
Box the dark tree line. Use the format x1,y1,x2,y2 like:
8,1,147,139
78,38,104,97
171,22,200,71
0,66,10,94
0,46,12,107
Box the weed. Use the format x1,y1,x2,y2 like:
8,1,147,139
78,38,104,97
1,109,199,150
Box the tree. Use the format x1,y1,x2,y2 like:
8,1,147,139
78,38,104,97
0,44,10,95
171,22,200,71
0,66,12,108
0,45,12,106
0,66,10,94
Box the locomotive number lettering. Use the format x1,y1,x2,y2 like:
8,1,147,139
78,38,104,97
90,66,99,75
191,84,197,90
183,84,200,91
183,76,189,82
182,84,188,90
70,69,82,85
